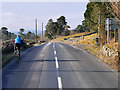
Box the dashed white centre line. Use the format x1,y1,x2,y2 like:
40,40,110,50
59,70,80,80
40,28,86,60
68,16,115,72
55,56,57,60
54,50,57,55
53,43,63,89
55,57,59,69
58,77,62,89
53,43,55,49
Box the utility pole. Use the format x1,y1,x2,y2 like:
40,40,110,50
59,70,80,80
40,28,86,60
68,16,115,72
41,23,43,41
35,19,37,43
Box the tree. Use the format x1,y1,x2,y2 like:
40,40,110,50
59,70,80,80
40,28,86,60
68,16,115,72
8,32,11,39
0,27,17,40
45,16,69,39
45,19,58,39
25,31,32,39
30,33,35,40
84,2,114,43
11,33,16,39
0,29,1,39
75,25,85,33
70,29,76,35
1,27,8,40
20,28,24,33
62,25,70,36
19,28,25,39
57,16,67,35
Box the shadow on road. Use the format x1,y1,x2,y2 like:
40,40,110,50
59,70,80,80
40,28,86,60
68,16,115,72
22,59,81,62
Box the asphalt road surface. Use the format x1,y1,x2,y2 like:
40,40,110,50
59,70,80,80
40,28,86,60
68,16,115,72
2,43,118,89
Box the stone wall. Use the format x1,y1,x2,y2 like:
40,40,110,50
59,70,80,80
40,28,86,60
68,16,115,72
102,46,118,57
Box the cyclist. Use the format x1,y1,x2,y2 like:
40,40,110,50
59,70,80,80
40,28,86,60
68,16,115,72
14,35,21,58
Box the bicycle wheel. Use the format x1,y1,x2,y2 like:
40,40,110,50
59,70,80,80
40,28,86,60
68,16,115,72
16,49,20,63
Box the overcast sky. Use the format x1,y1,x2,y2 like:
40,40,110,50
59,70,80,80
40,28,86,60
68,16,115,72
2,2,89,34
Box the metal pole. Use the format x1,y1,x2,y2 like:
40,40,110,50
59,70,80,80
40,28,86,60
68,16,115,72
42,23,43,41
35,19,37,43
107,18,109,44
118,20,120,41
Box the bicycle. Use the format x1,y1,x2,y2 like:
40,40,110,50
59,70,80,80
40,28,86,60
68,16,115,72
14,46,20,63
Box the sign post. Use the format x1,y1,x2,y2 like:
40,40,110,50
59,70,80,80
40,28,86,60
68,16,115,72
106,18,109,44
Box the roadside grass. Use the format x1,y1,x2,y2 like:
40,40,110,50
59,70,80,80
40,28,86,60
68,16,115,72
82,36,119,71
76,33,98,45
2,44,33,67
105,42,118,51
53,33,98,46
1,39,37,67
54,32,89,41
2,52,14,67
83,44,119,71
24,39,35,43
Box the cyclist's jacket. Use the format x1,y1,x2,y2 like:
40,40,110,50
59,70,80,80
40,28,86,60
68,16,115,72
15,37,21,44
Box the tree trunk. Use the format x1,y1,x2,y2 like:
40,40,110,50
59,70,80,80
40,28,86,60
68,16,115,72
118,28,120,71
114,29,118,42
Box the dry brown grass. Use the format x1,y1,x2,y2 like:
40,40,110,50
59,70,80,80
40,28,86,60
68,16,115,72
54,32,89,41
83,44,119,71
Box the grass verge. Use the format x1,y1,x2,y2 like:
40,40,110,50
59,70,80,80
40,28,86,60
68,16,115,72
83,44,119,71
2,44,33,67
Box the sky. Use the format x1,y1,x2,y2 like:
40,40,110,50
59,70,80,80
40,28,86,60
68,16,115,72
2,2,89,34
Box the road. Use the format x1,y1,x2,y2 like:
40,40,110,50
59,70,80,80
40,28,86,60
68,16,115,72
2,43,118,89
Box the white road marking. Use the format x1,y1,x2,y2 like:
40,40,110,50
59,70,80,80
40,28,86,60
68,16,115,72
53,43,55,49
55,57,59,69
58,77,63,89
53,43,63,89
40,54,44,57
70,45,82,50
54,50,57,55
59,44,64,48
43,43,51,50
55,56,58,60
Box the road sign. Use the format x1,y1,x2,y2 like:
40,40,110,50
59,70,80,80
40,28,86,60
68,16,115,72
105,18,120,31
105,18,120,43
109,24,119,31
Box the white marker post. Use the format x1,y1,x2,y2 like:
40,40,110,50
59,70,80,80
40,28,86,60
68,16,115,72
106,18,109,44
